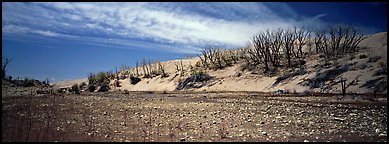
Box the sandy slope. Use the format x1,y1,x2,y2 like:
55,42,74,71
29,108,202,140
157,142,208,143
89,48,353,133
53,78,88,88
56,32,387,93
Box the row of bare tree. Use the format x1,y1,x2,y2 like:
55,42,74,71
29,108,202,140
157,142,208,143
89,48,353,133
133,59,167,78
198,46,240,70
313,25,365,56
197,24,365,72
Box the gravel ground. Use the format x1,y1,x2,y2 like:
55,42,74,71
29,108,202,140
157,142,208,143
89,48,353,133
2,90,387,142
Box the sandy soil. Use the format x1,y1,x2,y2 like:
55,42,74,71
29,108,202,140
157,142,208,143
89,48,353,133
2,90,387,142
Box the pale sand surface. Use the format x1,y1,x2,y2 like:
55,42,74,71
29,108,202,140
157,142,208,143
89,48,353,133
55,32,387,93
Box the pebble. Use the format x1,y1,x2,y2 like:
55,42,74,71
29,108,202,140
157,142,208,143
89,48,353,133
379,133,387,137
333,117,346,121
261,132,267,136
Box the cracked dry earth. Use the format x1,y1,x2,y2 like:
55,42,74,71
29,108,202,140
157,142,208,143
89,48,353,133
2,91,387,142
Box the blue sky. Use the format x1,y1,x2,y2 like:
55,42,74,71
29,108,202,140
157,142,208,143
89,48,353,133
2,2,387,83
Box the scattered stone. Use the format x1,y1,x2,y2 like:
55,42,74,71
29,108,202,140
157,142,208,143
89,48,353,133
261,132,267,136
180,138,186,142
379,133,387,137
304,140,309,142
275,116,285,119
333,117,346,122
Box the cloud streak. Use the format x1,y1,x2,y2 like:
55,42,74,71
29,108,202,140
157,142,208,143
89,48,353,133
2,2,327,53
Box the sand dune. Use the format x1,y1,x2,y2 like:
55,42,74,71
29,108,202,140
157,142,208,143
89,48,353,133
56,32,387,94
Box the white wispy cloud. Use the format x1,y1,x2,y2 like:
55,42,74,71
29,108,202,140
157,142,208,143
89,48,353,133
3,25,62,37
2,2,327,53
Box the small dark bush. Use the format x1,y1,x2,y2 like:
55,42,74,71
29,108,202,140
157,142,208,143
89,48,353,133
23,79,36,87
359,53,368,59
130,76,141,84
123,89,130,94
79,82,87,90
160,73,169,78
88,85,96,92
119,74,127,80
72,84,80,94
98,82,110,92
114,80,121,87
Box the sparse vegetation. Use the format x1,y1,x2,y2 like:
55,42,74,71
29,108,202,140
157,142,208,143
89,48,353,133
88,84,96,92
123,89,130,94
130,75,141,84
358,53,368,59
87,71,111,92
71,84,80,94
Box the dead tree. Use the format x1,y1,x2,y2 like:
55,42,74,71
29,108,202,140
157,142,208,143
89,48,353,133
314,30,325,54
179,59,184,76
213,48,224,69
251,32,271,71
156,60,167,77
228,50,239,64
140,58,149,77
282,28,297,67
198,54,209,69
2,57,12,79
268,29,283,67
174,59,184,76
135,60,140,76
199,47,225,70
174,61,180,73
343,26,365,53
294,27,310,59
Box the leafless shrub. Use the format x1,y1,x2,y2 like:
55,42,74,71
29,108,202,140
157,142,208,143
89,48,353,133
282,27,299,68
2,57,12,79
294,27,310,59
314,24,365,57
198,46,227,70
